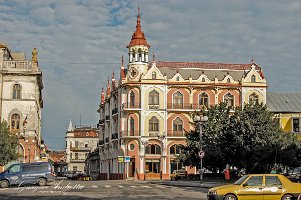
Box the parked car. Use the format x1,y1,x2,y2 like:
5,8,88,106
285,167,301,183
207,174,301,200
0,162,55,188
65,171,83,180
170,169,186,181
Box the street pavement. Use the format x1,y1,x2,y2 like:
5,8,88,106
0,179,211,200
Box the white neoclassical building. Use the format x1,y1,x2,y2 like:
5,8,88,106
0,43,44,163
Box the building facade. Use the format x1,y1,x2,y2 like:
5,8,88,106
97,9,267,180
65,120,98,172
0,43,43,164
267,92,301,140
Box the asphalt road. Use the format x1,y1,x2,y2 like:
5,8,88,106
0,179,209,200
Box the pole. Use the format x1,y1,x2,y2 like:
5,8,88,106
199,122,203,184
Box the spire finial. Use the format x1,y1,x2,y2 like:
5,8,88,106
153,53,155,62
32,48,38,63
112,69,115,78
122,55,124,66
251,57,255,63
137,5,141,27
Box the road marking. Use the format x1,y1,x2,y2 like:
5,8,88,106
155,185,167,188
141,185,151,188
92,185,98,188
185,187,191,189
104,185,111,188
130,186,136,188
118,185,125,188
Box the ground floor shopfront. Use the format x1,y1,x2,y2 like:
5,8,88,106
96,137,196,180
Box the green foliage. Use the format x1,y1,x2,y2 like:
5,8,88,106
0,120,18,166
179,102,301,173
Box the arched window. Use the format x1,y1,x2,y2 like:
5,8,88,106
13,84,21,99
173,91,183,108
149,116,159,132
152,72,156,80
149,90,159,105
145,144,161,154
173,117,183,132
130,91,135,107
138,48,142,62
130,117,135,136
202,77,206,82
251,75,256,83
176,76,180,81
224,93,234,108
227,78,231,83
199,93,209,109
132,50,136,62
170,144,183,155
249,93,259,104
11,113,20,130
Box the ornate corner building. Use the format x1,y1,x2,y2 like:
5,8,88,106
96,8,267,180
0,43,44,163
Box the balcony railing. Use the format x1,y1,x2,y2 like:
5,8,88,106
167,131,186,137
105,115,110,121
120,130,139,137
70,147,91,151
122,103,140,109
3,60,32,70
112,133,118,140
167,103,193,109
112,108,118,115
105,137,109,143
70,158,86,163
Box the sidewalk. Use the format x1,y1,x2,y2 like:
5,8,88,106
147,180,228,188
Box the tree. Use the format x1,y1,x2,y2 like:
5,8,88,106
179,102,301,173
0,120,18,166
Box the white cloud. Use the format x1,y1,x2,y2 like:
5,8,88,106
0,0,300,149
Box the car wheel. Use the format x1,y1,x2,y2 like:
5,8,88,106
224,194,237,200
38,178,47,186
282,194,293,200
0,180,9,188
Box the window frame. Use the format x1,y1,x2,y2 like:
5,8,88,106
149,116,159,132
224,93,234,108
149,90,159,105
12,84,21,99
199,92,209,109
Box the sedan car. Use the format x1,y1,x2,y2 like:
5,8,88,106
285,167,301,183
207,174,301,200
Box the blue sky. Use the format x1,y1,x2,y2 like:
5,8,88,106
0,0,300,150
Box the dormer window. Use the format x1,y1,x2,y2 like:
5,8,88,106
202,77,206,82
176,77,180,81
152,72,156,80
227,78,231,83
251,75,256,83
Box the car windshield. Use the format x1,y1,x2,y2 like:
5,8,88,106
234,175,249,185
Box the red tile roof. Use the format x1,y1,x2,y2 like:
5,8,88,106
127,7,150,48
156,61,261,70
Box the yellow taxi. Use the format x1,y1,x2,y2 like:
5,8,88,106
207,174,301,200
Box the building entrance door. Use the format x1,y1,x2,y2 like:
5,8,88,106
145,159,160,179
128,158,135,177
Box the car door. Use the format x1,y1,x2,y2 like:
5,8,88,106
6,164,22,185
237,175,264,200
263,175,284,200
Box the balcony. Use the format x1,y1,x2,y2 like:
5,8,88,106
120,130,139,137
167,103,193,110
70,147,91,151
112,108,118,115
70,158,86,163
111,133,118,140
105,137,109,143
167,131,186,137
122,103,140,109
105,115,110,121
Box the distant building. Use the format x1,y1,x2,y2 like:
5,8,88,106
65,120,98,172
267,92,301,139
48,150,67,177
0,43,43,163
97,8,267,180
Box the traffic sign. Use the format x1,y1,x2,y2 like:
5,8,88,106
124,156,131,163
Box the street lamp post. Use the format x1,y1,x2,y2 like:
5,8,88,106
157,133,166,180
193,115,208,184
